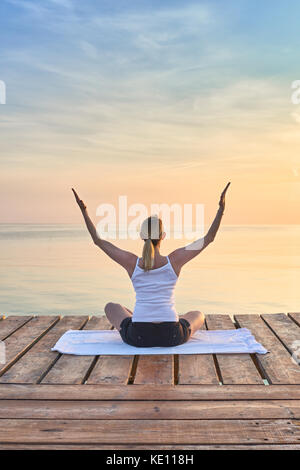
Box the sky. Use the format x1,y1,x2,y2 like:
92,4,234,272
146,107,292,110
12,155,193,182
0,0,300,225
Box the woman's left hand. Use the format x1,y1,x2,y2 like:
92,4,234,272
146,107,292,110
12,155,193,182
219,182,231,211
72,188,87,211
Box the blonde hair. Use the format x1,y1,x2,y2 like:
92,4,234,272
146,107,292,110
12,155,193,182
140,216,163,271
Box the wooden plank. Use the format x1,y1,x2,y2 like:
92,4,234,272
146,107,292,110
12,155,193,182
235,315,300,384
132,319,189,385
133,355,174,385
1,444,300,450
262,314,300,356
42,316,111,384
1,384,300,400
0,316,88,384
87,355,136,384
288,313,300,327
178,317,218,385
0,419,300,444
205,314,263,384
178,354,218,384
1,400,300,420
0,316,60,376
86,319,135,385
0,316,32,340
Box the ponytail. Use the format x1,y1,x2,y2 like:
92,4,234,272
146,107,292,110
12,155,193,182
140,215,163,271
142,238,155,271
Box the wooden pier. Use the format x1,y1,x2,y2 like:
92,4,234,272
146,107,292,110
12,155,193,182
0,313,300,449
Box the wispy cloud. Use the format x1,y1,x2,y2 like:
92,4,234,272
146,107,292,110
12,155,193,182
79,40,98,60
6,0,73,12
47,0,73,8
1,1,300,223
5,0,47,16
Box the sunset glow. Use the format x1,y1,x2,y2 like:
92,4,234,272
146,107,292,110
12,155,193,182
1,1,300,225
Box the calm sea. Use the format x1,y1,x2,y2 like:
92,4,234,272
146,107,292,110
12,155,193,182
0,224,299,316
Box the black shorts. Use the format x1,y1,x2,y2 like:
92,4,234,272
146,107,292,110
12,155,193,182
119,317,192,348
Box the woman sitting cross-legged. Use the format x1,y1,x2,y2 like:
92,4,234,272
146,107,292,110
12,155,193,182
72,182,230,347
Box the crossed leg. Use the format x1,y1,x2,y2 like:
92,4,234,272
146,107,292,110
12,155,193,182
180,310,205,336
105,302,205,336
104,302,133,331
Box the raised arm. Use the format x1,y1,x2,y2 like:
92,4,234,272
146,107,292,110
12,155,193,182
71,188,137,277
169,182,231,275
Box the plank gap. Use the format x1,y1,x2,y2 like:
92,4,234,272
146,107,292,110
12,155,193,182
212,354,223,385
82,356,100,385
36,354,63,384
250,353,270,385
288,313,300,328
174,355,179,385
127,356,139,385
261,314,296,357
205,316,223,385
1,316,34,341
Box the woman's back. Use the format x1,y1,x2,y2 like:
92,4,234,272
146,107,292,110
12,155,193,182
72,184,230,344
131,256,179,323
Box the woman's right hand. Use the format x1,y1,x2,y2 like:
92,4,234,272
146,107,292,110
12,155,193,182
72,188,87,212
219,182,231,211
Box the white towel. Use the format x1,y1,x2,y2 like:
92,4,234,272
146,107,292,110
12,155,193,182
51,328,268,355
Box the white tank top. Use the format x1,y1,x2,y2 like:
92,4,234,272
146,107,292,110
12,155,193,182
131,256,179,323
